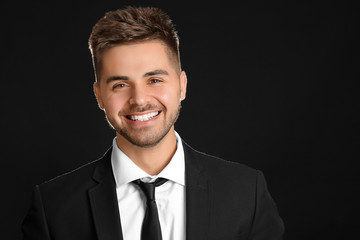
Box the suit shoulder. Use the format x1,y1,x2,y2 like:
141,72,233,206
37,148,111,192
197,149,257,174
183,141,258,177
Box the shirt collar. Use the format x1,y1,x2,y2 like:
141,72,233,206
111,131,185,187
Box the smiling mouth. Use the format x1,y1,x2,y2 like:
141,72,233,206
126,111,160,121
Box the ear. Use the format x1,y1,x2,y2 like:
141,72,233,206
179,71,187,101
93,82,105,110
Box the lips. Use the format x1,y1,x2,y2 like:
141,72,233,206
126,111,160,121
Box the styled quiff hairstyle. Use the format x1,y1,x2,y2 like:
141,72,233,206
89,6,180,81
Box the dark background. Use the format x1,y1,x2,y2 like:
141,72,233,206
1,0,359,239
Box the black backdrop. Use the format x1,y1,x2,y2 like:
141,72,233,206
1,0,359,239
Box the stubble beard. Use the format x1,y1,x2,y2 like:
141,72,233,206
106,103,181,148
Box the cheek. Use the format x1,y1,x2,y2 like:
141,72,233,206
103,93,126,114
155,87,180,106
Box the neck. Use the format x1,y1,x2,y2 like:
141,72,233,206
116,128,177,175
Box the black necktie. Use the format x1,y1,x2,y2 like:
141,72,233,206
133,177,168,240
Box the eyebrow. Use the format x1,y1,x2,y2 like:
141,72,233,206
143,69,169,77
106,75,129,83
106,69,169,84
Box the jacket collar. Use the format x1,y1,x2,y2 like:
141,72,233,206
88,141,210,240
183,141,210,240
88,148,124,240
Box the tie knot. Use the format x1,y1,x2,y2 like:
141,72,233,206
133,178,168,202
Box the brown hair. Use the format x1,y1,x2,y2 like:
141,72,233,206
89,6,180,81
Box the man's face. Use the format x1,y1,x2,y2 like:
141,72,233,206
94,40,187,148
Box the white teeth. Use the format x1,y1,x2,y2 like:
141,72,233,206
129,111,159,121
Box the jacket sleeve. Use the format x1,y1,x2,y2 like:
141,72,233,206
248,171,285,240
22,185,51,240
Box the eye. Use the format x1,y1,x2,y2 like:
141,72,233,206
113,83,127,89
149,78,162,84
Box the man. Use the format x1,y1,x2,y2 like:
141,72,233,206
22,6,284,240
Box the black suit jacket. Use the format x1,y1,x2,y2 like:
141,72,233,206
22,141,284,240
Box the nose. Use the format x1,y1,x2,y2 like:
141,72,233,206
128,85,150,106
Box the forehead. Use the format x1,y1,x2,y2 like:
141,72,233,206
102,40,171,66
99,40,176,80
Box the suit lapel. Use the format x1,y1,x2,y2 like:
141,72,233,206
88,149,124,240
184,141,210,240
87,141,211,240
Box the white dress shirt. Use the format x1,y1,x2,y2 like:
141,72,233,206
111,131,186,240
